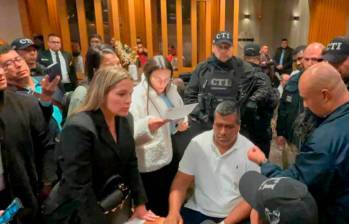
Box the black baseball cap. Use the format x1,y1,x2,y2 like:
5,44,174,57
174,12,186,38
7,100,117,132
11,38,35,50
213,31,233,46
322,36,349,64
244,43,260,56
239,171,318,224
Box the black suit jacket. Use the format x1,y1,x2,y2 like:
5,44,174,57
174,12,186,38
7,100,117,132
46,110,147,224
273,46,293,74
38,50,77,88
0,90,55,224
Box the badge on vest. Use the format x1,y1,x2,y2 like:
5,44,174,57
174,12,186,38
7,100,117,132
210,78,232,87
285,95,293,103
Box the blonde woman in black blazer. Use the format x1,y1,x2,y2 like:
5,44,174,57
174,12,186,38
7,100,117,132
44,67,158,224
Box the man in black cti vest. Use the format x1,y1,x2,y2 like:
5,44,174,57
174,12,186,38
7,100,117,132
185,31,243,128
242,43,276,158
176,32,270,157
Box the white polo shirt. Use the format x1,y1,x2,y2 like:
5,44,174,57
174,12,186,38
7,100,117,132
179,130,260,218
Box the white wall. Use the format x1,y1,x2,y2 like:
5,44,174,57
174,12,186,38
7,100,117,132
237,0,310,57
0,0,23,43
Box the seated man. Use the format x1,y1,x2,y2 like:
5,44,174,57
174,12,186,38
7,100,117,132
166,101,260,224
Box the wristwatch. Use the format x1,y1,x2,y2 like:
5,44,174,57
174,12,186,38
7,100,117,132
260,158,268,166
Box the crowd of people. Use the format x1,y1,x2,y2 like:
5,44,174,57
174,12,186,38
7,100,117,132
0,29,348,224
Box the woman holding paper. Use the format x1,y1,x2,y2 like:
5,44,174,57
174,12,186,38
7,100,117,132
130,55,188,216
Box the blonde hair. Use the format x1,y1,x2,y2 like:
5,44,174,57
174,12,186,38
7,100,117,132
75,66,131,113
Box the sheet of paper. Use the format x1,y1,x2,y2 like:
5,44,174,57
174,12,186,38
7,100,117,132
163,103,198,121
124,218,144,224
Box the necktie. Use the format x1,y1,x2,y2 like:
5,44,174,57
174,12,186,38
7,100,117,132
279,49,285,65
55,51,62,74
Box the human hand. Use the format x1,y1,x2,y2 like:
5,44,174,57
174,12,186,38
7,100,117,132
40,75,60,102
176,121,189,132
165,212,183,224
131,205,159,222
276,64,283,70
276,136,286,150
148,118,168,132
250,209,261,224
247,146,266,165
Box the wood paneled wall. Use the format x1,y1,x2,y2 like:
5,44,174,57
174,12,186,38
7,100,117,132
17,0,242,74
308,0,349,44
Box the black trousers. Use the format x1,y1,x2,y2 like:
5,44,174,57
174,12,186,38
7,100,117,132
140,160,178,217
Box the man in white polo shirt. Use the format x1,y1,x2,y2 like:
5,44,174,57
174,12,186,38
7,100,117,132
166,101,260,224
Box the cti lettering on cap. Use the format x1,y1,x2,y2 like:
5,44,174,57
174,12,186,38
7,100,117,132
19,39,33,45
216,32,230,40
327,42,343,51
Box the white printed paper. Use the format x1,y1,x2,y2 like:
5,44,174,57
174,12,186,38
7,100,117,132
124,218,145,224
163,103,198,121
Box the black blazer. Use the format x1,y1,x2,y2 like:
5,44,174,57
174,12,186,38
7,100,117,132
273,46,293,74
37,50,77,88
0,90,55,224
47,110,147,224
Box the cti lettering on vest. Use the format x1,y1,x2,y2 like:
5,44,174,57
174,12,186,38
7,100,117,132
210,78,232,87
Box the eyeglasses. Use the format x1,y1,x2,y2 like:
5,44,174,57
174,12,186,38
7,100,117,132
303,57,323,62
1,57,24,69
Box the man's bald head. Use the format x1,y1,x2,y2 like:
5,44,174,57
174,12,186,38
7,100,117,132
302,43,325,70
299,62,349,117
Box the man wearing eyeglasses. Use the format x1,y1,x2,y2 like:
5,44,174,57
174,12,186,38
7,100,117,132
322,36,349,90
0,62,56,223
11,38,47,78
276,43,325,167
37,33,77,93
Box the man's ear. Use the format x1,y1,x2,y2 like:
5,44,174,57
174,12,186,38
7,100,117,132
321,89,330,102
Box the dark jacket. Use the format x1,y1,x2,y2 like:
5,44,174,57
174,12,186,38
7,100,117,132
240,63,275,142
184,56,272,124
262,102,349,223
273,46,293,74
276,70,304,145
37,50,77,88
0,90,55,223
44,110,147,224
184,56,243,105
